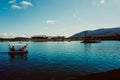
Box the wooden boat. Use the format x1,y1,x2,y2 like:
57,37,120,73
8,43,28,54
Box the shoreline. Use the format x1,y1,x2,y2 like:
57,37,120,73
0,38,120,42
72,69,120,80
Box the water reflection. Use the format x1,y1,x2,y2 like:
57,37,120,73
0,52,8,54
83,44,91,59
83,44,91,53
8,53,28,61
0,41,120,79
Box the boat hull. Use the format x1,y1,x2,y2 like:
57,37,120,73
9,50,28,54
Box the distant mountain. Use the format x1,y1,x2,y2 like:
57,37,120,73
70,27,120,38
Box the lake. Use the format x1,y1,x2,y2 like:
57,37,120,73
0,41,120,80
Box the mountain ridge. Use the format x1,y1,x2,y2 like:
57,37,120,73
70,27,120,38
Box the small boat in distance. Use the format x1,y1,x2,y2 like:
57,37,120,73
8,43,28,54
81,39,101,43
81,31,101,43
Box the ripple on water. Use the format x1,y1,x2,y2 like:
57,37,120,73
0,41,120,79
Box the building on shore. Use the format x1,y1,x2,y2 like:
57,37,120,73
31,35,65,41
50,36,65,41
31,35,48,39
14,37,29,41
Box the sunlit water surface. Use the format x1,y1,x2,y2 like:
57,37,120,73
0,41,120,80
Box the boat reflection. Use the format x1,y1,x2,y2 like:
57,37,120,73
83,44,92,60
84,43,91,53
8,53,28,61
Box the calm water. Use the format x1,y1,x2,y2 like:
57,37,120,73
0,41,120,80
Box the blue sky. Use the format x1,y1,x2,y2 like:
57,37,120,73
0,0,120,37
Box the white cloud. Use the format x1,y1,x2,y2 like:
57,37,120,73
0,33,30,38
20,1,32,8
73,14,77,18
0,33,16,38
9,0,33,9
73,14,76,18
2,33,8,37
19,33,29,38
11,4,22,9
9,33,16,38
9,0,16,4
73,14,81,21
78,17,81,21
47,20,57,24
100,0,105,4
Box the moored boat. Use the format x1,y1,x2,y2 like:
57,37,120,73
81,39,101,43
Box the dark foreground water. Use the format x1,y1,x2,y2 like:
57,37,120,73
0,41,120,80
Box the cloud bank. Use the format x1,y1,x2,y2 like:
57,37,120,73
100,0,105,4
0,33,16,38
8,0,33,9
9,0,16,4
0,33,29,38
11,5,22,9
20,1,32,8
47,20,57,24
